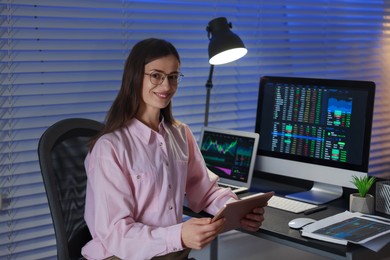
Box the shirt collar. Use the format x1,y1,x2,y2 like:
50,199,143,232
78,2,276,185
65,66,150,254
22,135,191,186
127,118,167,144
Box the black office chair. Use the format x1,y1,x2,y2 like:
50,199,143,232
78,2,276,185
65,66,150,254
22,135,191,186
38,118,104,260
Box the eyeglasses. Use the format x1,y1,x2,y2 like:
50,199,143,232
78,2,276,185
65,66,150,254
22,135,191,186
144,71,184,86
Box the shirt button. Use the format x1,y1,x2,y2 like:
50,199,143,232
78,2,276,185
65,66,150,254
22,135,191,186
169,206,173,210
165,162,169,166
136,175,141,179
159,142,163,146
173,248,177,251
168,184,172,189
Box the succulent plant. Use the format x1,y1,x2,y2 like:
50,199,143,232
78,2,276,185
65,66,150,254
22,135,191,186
351,175,376,197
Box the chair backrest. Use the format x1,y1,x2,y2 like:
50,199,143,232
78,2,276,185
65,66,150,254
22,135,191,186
38,118,104,260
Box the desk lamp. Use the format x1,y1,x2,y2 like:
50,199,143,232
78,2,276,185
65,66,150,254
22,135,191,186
204,17,247,126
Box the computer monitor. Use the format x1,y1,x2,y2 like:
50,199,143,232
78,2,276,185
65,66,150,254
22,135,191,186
255,76,375,204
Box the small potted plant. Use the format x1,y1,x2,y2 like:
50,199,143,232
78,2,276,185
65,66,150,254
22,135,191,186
349,175,376,214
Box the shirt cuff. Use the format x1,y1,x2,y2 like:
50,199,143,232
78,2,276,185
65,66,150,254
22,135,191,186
166,223,184,253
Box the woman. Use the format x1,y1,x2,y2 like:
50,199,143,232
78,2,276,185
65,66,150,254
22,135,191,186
82,38,265,260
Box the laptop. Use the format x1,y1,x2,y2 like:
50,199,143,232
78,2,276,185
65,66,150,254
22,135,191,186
199,127,260,194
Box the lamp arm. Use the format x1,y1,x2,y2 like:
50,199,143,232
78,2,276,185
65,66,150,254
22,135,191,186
204,64,214,126
206,64,214,89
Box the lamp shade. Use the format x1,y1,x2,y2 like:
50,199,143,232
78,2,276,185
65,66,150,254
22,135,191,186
207,17,247,65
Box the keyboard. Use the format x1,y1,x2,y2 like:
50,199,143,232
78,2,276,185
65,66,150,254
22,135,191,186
218,183,240,190
266,195,318,213
218,183,248,194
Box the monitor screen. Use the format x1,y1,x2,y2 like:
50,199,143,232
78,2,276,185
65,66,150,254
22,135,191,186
255,76,375,204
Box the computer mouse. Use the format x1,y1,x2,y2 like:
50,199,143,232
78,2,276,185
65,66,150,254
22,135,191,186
288,218,316,229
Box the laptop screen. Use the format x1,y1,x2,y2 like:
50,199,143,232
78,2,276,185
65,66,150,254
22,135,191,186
200,127,259,184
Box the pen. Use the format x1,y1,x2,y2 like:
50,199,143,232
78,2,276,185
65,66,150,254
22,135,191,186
304,205,328,215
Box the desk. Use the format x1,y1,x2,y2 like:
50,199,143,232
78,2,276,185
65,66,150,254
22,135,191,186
184,174,390,260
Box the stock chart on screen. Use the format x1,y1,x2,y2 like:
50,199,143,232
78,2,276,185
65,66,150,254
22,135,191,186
200,132,255,181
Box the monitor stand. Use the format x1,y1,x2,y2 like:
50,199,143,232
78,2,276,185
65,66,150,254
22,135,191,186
285,182,343,205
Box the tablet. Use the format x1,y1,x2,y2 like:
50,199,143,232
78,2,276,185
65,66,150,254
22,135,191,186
212,191,275,233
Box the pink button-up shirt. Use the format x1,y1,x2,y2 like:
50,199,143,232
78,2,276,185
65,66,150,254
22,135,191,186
81,118,236,260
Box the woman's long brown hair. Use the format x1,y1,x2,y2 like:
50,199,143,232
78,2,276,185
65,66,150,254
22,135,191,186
89,38,181,150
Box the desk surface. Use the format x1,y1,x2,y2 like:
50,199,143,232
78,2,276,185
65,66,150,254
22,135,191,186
184,173,390,260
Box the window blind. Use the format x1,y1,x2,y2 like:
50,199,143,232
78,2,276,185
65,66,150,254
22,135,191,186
1,0,390,258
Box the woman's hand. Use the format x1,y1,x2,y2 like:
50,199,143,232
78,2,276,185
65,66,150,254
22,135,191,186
240,207,265,232
181,217,225,250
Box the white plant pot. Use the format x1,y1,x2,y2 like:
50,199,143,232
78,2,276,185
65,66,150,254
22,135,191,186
349,193,374,214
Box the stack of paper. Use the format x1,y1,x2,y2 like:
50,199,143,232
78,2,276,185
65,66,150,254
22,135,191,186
302,211,390,252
